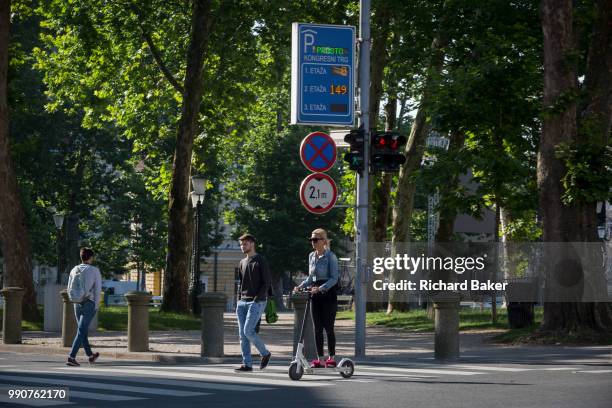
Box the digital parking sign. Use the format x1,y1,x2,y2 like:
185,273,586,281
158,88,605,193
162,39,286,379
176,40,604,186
291,23,356,127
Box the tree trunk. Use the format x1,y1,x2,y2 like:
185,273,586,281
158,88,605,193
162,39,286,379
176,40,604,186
365,1,391,312
63,214,80,277
162,0,212,313
539,0,612,334
0,0,39,321
387,5,448,314
61,143,89,283
489,129,507,324
367,2,391,129
370,5,392,243
491,204,499,324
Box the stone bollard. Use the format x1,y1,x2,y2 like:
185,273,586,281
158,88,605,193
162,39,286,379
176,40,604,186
290,292,317,360
125,291,152,352
199,292,227,357
1,287,24,344
60,290,78,347
432,292,461,361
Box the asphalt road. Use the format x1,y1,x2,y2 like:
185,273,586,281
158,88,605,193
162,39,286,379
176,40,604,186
0,352,610,408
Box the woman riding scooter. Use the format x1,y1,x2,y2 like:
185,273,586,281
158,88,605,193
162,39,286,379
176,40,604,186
293,228,339,368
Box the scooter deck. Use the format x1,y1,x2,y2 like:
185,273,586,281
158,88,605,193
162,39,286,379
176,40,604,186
310,367,347,372
303,366,352,375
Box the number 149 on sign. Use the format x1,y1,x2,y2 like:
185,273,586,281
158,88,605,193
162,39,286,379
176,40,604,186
330,83,347,95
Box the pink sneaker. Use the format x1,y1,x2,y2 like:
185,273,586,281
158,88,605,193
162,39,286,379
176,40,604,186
325,357,337,368
311,359,322,368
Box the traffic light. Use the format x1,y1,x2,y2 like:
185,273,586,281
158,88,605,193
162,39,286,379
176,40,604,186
370,131,407,173
343,128,365,172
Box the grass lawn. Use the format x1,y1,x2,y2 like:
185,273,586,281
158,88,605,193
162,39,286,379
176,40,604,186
5,306,200,332
337,307,544,334
336,307,610,344
0,306,44,331
97,306,201,331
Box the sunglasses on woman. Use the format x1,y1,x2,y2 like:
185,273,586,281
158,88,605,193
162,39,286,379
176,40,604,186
309,237,323,242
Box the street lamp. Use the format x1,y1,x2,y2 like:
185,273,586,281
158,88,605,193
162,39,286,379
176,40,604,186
190,175,206,315
53,213,64,284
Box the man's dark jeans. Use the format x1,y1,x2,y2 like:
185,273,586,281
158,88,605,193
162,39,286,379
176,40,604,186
69,299,96,358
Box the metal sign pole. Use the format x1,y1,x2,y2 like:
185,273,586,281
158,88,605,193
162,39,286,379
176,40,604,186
354,0,370,359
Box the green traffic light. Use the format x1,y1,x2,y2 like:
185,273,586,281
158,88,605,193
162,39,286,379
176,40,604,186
343,128,365,172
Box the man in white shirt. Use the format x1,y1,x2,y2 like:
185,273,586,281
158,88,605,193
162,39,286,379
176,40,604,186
66,247,102,366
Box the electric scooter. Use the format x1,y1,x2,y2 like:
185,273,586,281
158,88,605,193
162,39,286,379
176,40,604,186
288,289,354,381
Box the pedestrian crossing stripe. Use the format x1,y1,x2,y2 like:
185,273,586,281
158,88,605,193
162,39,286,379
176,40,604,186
6,368,272,392
355,362,579,373
54,366,331,388
124,364,439,380
449,365,527,372
351,365,485,376
119,363,485,376
123,364,341,381
540,367,576,371
64,390,144,401
219,364,437,379
10,362,588,385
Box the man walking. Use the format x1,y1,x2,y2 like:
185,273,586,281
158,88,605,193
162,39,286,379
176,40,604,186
66,247,102,366
235,233,272,372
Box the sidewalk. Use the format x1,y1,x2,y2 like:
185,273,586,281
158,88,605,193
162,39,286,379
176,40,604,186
1,311,610,366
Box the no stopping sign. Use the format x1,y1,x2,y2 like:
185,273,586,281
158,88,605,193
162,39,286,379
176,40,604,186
300,132,337,173
299,173,338,214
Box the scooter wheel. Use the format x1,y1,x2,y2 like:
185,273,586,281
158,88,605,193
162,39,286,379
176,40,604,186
339,360,354,378
289,362,303,381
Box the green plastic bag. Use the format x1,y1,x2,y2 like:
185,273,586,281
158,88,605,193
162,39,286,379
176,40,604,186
265,298,278,324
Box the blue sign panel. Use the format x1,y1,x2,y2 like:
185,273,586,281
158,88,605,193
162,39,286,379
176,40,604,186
291,23,355,126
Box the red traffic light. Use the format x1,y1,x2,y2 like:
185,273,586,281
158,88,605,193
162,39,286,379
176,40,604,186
389,135,407,150
372,132,406,151
370,131,407,173
373,134,387,149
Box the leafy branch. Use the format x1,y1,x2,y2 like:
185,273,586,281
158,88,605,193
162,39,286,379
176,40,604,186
556,142,612,204
128,2,184,94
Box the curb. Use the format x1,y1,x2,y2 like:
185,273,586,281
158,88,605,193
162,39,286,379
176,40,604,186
0,344,244,364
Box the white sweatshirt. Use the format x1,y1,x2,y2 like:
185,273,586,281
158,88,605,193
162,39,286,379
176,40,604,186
68,263,102,309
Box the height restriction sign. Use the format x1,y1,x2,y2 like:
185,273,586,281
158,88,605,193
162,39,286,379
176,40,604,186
300,131,337,173
299,173,338,214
